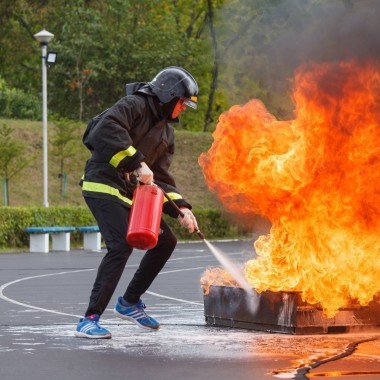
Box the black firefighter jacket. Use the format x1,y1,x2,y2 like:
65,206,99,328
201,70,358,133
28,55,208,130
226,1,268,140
81,93,192,218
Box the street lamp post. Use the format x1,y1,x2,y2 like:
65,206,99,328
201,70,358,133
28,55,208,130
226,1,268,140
34,29,54,207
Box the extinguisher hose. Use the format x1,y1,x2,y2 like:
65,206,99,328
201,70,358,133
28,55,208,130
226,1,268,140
158,186,205,240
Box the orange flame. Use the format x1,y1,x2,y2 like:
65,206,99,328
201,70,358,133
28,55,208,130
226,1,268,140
200,268,239,295
199,60,380,317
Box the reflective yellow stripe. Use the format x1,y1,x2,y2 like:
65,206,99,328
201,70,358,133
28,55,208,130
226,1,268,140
163,192,183,203
109,146,137,168
82,181,132,205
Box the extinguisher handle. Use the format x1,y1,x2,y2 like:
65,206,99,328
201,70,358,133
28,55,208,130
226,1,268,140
158,186,205,240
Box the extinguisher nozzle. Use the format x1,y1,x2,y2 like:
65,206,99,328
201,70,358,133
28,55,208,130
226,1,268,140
195,228,205,240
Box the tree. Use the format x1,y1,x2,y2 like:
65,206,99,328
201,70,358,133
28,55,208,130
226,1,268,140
202,0,285,130
0,0,212,126
53,0,212,124
51,117,82,197
203,0,220,132
0,124,30,205
2,0,375,131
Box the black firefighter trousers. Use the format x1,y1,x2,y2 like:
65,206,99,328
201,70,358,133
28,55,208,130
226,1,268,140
84,197,177,317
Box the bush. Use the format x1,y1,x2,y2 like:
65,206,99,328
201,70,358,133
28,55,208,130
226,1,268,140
0,206,245,249
0,78,41,120
0,206,96,248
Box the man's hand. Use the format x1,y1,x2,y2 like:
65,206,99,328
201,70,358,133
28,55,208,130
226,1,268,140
134,162,153,184
178,208,198,233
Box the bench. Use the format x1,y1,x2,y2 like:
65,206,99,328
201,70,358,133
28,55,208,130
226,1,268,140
76,226,101,251
25,226,76,253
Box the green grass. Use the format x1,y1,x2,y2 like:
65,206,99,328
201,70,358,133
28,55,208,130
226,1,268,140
0,118,221,210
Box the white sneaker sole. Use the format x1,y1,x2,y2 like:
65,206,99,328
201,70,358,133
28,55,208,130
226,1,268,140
74,331,112,339
114,309,160,331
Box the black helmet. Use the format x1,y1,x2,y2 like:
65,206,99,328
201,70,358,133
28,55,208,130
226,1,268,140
148,66,198,109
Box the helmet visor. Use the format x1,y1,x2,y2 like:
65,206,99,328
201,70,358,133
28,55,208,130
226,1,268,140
183,96,198,110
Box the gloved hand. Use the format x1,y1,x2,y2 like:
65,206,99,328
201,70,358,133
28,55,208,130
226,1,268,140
178,208,198,233
134,162,153,184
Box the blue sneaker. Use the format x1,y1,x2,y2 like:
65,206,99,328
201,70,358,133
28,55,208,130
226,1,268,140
75,314,112,339
114,297,160,330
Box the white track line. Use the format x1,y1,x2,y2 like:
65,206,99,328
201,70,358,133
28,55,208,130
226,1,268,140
148,266,205,306
0,266,205,319
0,269,94,318
159,266,205,275
146,291,203,306
0,244,241,319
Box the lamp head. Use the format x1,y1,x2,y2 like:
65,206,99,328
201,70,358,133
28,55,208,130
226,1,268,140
34,29,54,46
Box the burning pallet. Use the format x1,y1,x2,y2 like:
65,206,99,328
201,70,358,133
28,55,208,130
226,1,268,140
199,61,380,329
204,285,380,334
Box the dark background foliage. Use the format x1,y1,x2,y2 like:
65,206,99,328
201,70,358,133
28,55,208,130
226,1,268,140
1,0,377,129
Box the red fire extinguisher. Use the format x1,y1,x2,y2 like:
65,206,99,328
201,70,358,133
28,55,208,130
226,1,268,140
126,184,164,250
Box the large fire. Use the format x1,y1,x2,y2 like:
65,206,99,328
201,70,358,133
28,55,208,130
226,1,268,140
199,60,380,317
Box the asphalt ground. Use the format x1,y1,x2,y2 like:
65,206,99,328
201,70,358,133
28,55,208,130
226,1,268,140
0,239,379,380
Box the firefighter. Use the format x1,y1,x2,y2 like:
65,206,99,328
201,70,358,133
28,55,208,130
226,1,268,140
75,67,199,339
